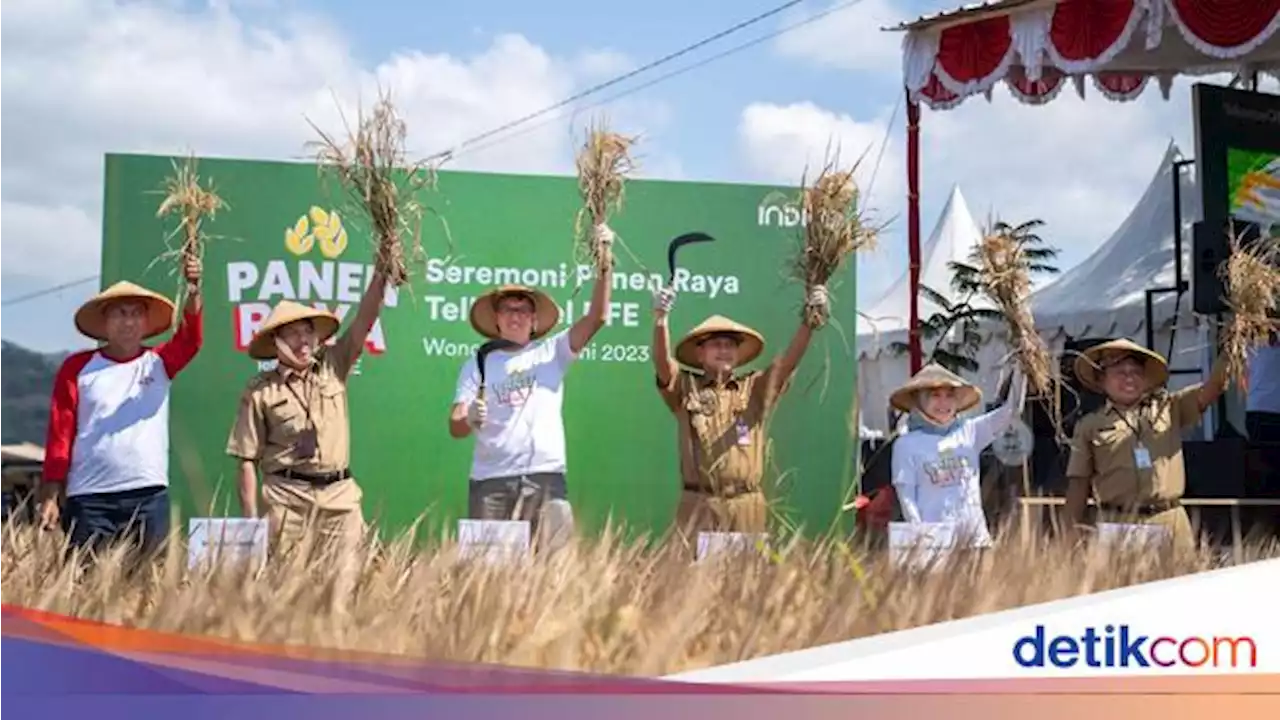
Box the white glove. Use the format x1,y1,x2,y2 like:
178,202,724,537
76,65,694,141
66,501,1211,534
652,285,677,316
804,284,830,326
807,284,830,312
467,397,487,429
593,224,615,247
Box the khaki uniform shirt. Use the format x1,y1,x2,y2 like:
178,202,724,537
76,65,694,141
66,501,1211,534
1065,385,1205,506
657,367,788,496
226,333,359,476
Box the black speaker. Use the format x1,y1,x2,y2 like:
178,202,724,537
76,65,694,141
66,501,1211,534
1193,219,1266,315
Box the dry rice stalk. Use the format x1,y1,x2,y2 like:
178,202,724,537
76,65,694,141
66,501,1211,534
976,227,1053,395
573,119,637,271
308,88,438,287
1219,228,1280,390
789,149,879,327
155,154,225,309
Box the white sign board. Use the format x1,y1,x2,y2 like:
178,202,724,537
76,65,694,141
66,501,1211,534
1095,522,1173,551
187,518,269,571
696,532,767,562
888,522,958,570
457,519,530,565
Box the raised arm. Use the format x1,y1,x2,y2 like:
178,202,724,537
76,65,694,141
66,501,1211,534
1194,353,1230,415
766,323,815,396
333,268,388,375
971,365,1027,450
890,441,922,523
568,225,614,354
651,285,680,407
158,254,205,377
765,285,828,397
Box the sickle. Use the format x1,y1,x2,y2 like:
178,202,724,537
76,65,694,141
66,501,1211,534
476,338,519,399
666,232,716,283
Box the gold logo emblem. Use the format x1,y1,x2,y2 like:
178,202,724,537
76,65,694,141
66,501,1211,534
285,206,349,259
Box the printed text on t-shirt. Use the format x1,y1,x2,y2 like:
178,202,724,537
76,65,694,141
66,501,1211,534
922,449,972,487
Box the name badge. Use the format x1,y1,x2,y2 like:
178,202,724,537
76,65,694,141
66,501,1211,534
295,427,318,460
735,419,751,446
1134,444,1152,469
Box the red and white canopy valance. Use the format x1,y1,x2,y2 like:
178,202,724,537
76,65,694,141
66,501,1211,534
899,0,1280,109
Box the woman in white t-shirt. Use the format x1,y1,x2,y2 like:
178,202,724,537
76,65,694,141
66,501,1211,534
888,362,1026,549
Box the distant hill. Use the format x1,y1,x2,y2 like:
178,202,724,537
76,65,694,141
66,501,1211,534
1,341,65,445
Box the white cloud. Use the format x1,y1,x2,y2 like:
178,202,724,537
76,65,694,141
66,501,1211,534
737,83,1204,304
575,49,637,80
738,101,900,197
755,0,1280,303
773,0,903,74
0,0,675,349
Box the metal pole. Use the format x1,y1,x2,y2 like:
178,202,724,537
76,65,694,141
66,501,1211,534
1173,160,1184,290
906,95,923,374
1145,289,1156,350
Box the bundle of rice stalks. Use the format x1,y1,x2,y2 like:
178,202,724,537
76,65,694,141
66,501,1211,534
309,89,438,287
573,120,637,271
976,227,1053,395
790,152,879,327
155,154,224,305
1219,229,1280,390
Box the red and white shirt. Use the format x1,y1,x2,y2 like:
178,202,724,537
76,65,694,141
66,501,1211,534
43,309,203,498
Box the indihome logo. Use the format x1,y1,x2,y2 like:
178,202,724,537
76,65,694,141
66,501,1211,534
757,191,807,228
225,206,396,362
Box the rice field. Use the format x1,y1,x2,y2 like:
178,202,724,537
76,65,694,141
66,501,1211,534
4,512,1277,676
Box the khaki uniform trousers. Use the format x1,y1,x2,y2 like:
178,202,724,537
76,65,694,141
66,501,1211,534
675,489,768,538
1097,506,1196,552
262,475,367,609
262,475,367,551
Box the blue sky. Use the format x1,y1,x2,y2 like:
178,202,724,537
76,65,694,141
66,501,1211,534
2,0,1253,352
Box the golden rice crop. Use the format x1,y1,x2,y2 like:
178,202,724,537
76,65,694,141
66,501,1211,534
4,512,1275,676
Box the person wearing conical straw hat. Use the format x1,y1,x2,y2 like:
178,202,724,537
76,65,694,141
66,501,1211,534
225,268,389,557
1064,338,1228,551
649,282,828,538
888,361,1026,550
38,256,204,560
449,225,615,549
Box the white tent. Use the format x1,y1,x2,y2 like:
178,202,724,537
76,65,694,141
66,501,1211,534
855,142,1217,435
855,185,989,434
1030,141,1197,340
857,185,987,337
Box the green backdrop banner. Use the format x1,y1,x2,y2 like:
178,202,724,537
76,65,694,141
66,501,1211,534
101,153,859,540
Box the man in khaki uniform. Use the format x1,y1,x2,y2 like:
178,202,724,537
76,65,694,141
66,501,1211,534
226,269,388,552
1065,338,1228,550
649,283,829,537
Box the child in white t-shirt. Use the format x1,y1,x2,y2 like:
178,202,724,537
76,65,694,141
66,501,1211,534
889,362,1026,548
448,225,615,548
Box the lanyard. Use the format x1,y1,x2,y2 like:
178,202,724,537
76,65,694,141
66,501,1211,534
283,375,316,428
1111,404,1147,445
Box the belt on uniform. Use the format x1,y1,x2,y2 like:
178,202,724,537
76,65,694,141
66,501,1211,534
683,482,758,499
273,468,351,486
1098,498,1180,516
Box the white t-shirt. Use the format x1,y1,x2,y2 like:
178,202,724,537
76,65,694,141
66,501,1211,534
890,373,1026,548
1247,344,1280,414
453,329,579,481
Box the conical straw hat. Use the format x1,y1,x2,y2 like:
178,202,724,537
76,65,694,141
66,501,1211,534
247,300,340,360
74,281,176,342
469,284,561,340
890,363,983,413
675,315,765,369
1073,338,1168,394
